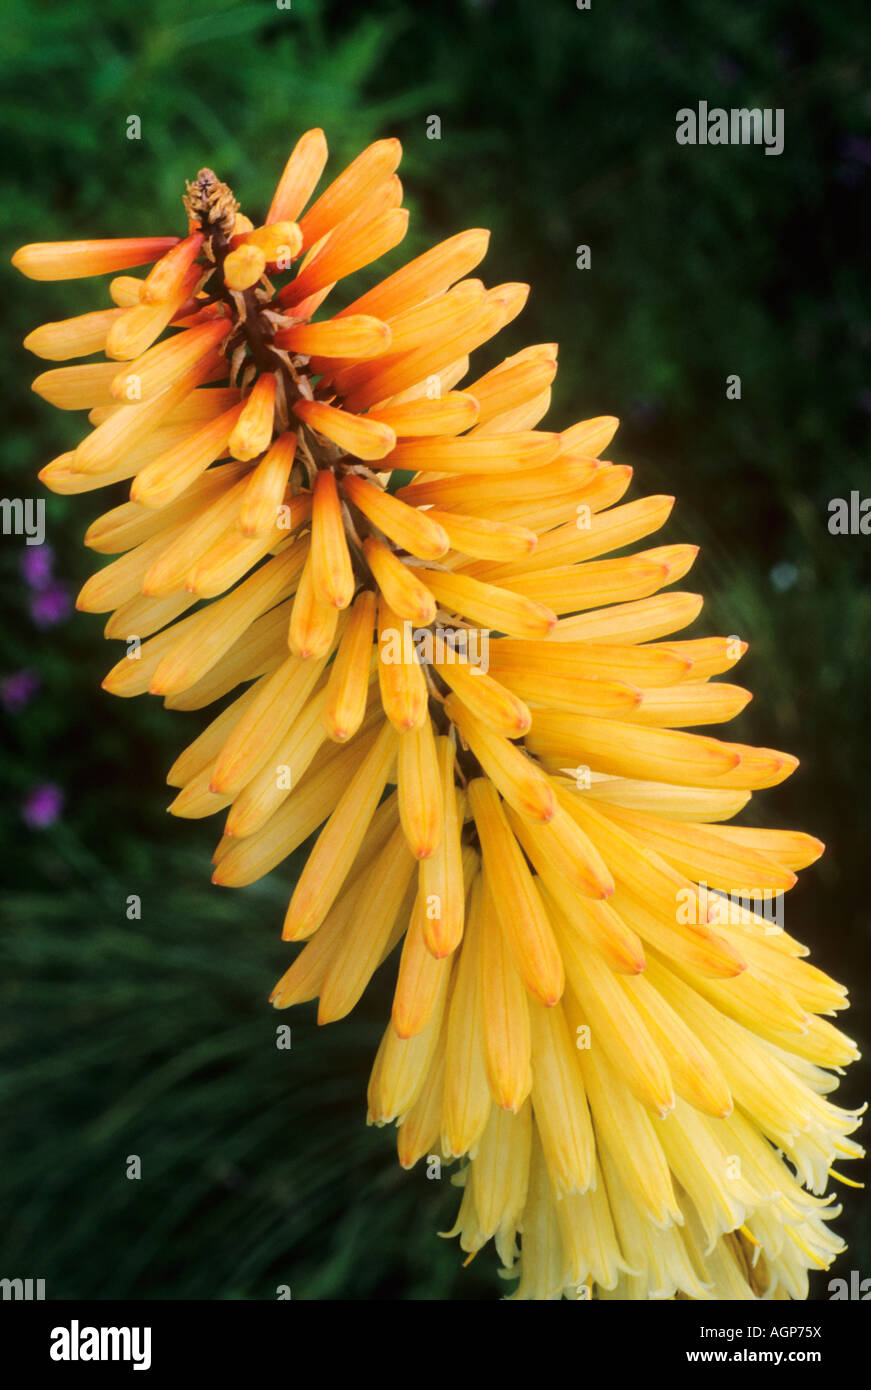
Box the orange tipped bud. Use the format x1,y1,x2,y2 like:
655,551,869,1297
449,696,555,824
228,372,277,461
110,319,230,402
267,128,329,225
238,430,298,535
275,314,391,360
364,538,436,624
12,236,179,281
24,308,125,362
397,716,443,859
243,221,302,265
223,243,266,291
141,233,204,303
434,662,531,738
297,137,402,250
425,509,537,562
293,399,396,461
323,589,376,741
377,598,428,731
130,402,244,509
283,208,409,304
381,430,559,475
414,569,556,639
288,549,341,658
311,469,355,608
467,779,564,1006
341,474,449,561
105,264,203,360
365,392,480,438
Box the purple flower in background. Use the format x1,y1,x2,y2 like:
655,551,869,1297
29,583,72,629
1,669,41,713
22,782,64,829
20,543,54,592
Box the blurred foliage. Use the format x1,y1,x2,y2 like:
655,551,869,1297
0,0,868,1298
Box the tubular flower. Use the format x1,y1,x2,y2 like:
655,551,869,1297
15,130,863,1302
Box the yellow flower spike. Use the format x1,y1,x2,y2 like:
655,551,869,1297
12,235,179,281
266,127,329,225
140,232,205,302
441,874,491,1158
282,718,397,941
434,661,531,738
419,737,466,957
397,715,443,860
392,890,453,1039
448,697,556,823
365,538,436,625
130,402,244,510
222,243,266,291
467,778,564,1005
527,998,595,1198
227,371,277,461
317,591,374,744
15,131,859,1300
341,473,449,561
310,469,355,609
479,873,532,1112
376,600,428,732
293,399,396,461
24,308,126,362
288,548,341,659
238,430,300,537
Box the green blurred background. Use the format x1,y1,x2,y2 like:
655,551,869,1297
1,0,868,1299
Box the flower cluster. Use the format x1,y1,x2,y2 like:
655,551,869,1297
14,129,862,1299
